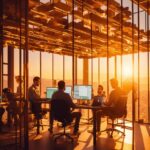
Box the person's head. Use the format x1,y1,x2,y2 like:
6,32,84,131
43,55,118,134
15,76,23,84
58,80,65,90
2,88,11,98
110,78,118,89
97,85,103,95
33,76,40,87
3,88,11,94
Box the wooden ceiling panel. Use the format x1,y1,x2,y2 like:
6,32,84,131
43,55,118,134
2,0,150,58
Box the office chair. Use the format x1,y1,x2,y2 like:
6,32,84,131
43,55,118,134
100,95,127,138
30,102,44,134
50,99,74,144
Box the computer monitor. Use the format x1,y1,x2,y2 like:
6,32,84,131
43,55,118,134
65,86,72,96
73,85,92,100
46,87,57,99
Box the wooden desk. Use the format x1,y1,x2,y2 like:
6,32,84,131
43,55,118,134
76,105,102,150
0,102,8,107
34,98,51,104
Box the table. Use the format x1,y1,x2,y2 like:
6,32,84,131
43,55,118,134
76,105,102,150
36,100,102,149
0,102,8,107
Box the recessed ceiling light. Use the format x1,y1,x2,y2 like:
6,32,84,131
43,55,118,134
101,5,107,11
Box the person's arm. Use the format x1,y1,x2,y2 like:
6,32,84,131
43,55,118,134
67,95,76,109
28,87,40,103
104,92,114,106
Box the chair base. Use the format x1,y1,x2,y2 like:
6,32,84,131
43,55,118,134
53,133,74,144
99,128,125,138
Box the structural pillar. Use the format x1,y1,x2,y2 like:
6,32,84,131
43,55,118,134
8,46,14,91
83,58,89,85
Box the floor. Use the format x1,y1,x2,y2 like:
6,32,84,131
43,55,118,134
28,118,150,150
0,113,150,150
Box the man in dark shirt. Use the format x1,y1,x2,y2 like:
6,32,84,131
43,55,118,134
91,85,105,132
0,107,5,131
101,78,123,117
105,78,123,108
51,80,81,135
92,85,105,107
28,76,45,116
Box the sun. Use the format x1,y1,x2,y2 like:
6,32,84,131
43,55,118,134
123,66,132,77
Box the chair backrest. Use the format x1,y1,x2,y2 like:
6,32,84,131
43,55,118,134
112,95,128,118
51,99,72,124
6,92,19,114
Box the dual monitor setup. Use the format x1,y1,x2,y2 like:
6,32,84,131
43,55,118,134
46,85,92,100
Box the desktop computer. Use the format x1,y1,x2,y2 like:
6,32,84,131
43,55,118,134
46,87,57,99
46,86,72,99
73,85,92,100
64,86,72,96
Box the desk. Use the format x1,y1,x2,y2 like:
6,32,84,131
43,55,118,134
34,98,51,104
76,105,102,150
0,102,8,107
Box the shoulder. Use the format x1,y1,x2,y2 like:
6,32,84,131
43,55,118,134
28,85,35,91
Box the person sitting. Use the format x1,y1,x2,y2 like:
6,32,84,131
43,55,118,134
0,107,5,131
28,76,46,117
91,85,105,132
51,80,81,135
104,78,123,108
3,88,19,126
92,85,105,107
97,78,124,130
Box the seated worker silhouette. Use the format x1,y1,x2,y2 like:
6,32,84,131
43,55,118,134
3,88,20,126
104,78,123,108
28,76,46,117
0,107,5,131
94,78,124,133
91,85,106,132
51,80,81,135
100,78,124,122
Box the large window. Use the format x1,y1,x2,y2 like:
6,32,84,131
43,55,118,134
64,55,72,85
100,58,107,95
3,47,8,88
93,58,98,95
29,51,40,87
53,54,63,83
41,52,52,97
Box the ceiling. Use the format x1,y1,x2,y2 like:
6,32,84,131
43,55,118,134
2,0,150,58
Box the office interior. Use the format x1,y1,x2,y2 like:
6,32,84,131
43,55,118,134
0,0,150,150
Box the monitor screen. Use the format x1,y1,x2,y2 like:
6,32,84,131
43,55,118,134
65,86,72,96
46,87,57,99
73,85,92,100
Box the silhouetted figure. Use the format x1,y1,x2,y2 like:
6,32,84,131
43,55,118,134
51,80,81,135
91,85,105,132
3,88,19,126
101,78,123,115
0,107,5,131
28,76,46,117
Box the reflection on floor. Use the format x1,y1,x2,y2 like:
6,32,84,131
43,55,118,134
28,118,150,150
0,117,150,150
